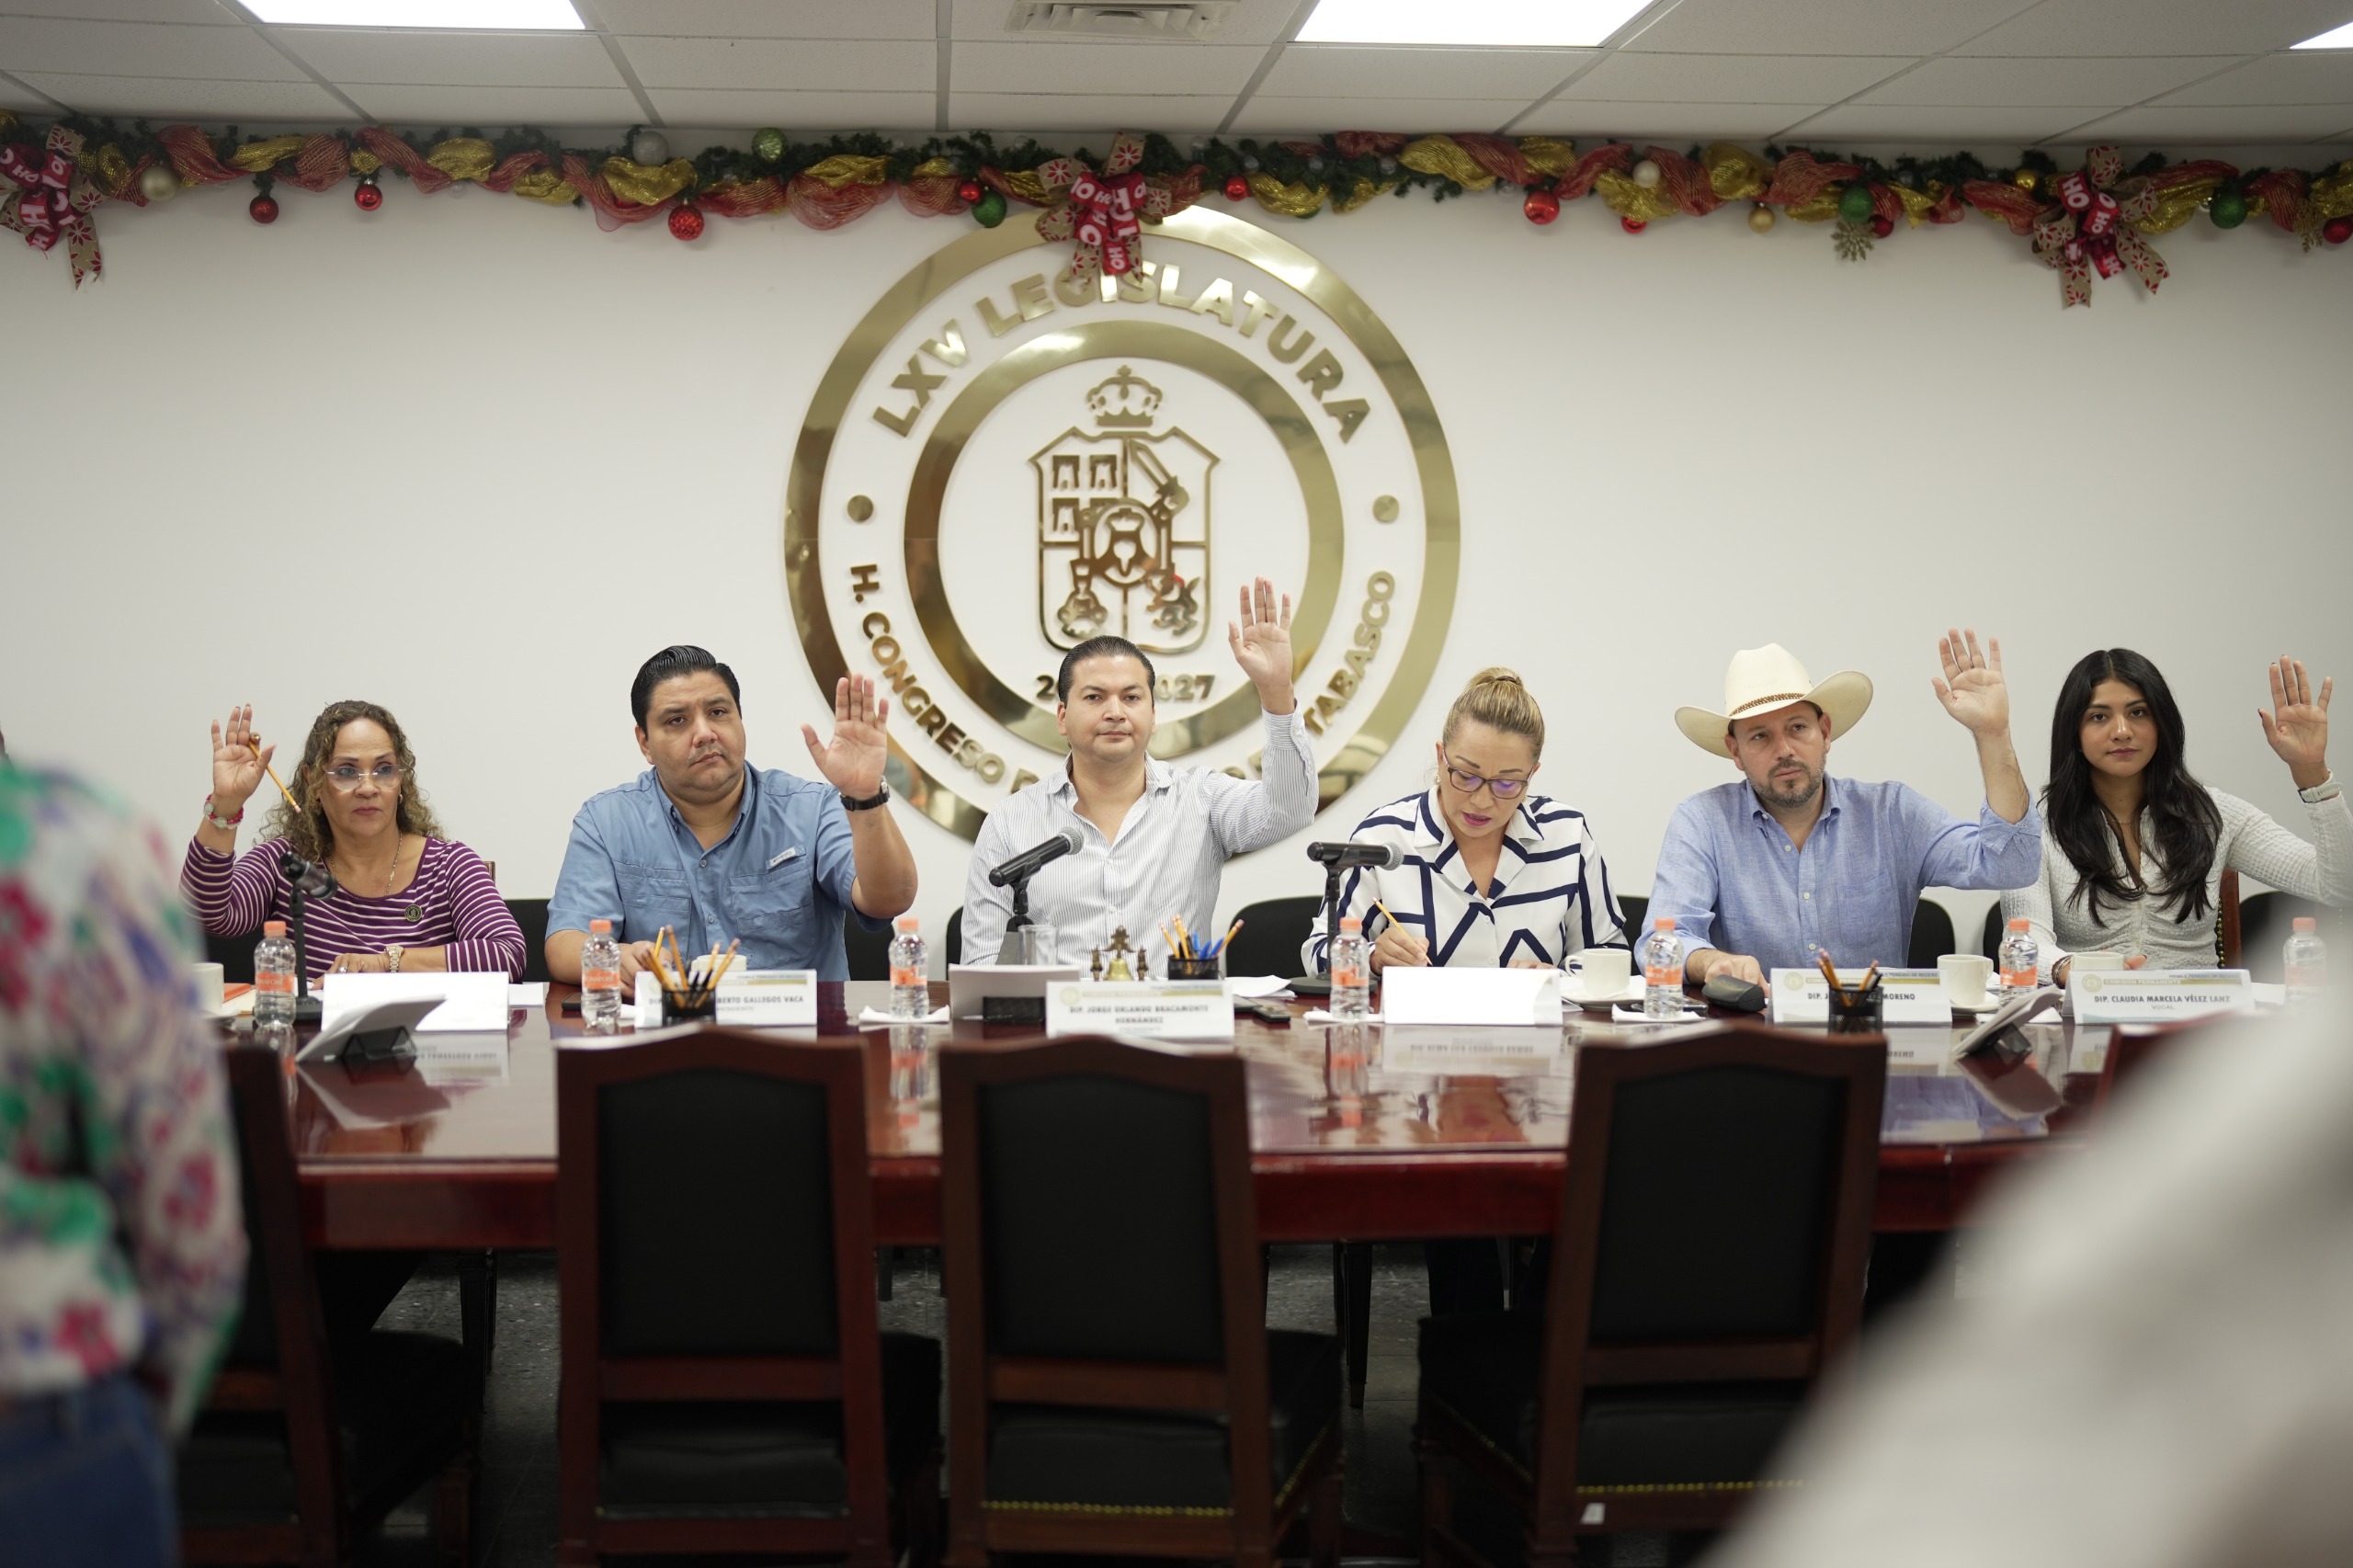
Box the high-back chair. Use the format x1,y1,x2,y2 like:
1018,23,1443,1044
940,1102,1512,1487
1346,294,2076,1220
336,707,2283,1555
555,1028,940,1567
1417,1026,1885,1564
939,1035,1343,1568
180,1046,479,1567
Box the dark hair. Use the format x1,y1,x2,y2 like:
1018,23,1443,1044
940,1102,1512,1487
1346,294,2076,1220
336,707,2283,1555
260,699,444,863
631,645,741,730
1055,636,1156,705
2043,648,2222,924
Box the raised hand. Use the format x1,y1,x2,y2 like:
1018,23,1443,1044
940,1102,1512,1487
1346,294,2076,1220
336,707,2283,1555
2259,655,2333,789
1931,627,2010,738
209,704,273,816
1227,575,1296,710
801,675,891,800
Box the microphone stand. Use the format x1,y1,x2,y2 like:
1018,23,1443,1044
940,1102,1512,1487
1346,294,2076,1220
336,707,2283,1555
994,874,1037,965
280,851,331,1024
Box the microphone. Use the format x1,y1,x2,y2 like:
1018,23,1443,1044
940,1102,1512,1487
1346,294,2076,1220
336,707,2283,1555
1305,840,1404,870
279,850,337,900
989,825,1085,887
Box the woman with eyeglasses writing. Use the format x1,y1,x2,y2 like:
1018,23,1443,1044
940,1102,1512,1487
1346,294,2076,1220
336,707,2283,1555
181,700,525,982
1303,667,1629,974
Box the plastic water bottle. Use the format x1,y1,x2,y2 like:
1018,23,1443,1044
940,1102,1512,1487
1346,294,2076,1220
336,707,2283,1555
1329,916,1371,1020
2000,916,2040,997
581,918,623,1034
255,919,298,1028
1643,916,1683,1018
2285,916,2328,1011
889,915,929,1019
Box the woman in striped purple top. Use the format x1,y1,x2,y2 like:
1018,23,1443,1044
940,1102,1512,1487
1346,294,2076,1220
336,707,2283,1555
181,699,524,983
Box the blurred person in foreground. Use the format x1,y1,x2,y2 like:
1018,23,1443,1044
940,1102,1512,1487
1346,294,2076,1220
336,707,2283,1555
0,757,246,1565
1711,996,2353,1568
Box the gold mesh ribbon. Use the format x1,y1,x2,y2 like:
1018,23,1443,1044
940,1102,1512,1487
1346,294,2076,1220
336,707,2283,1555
909,155,954,178
598,155,696,206
1594,169,1678,221
426,138,494,183
998,166,1053,206
1702,143,1772,201
1520,136,1576,179
1397,135,1494,190
349,148,382,176
1891,183,1938,227
230,135,305,172
509,166,574,204
1328,175,1397,214
2310,161,2353,222
2134,172,2222,233
1786,190,1843,222
89,143,135,201
801,153,888,188
1248,170,1326,216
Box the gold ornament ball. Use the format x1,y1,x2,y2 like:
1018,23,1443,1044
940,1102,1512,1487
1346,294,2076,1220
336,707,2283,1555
1747,203,1776,233
2012,168,2040,193
138,163,178,202
1631,158,1663,188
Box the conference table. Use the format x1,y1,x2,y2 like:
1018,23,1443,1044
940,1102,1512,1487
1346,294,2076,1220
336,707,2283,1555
282,982,2108,1253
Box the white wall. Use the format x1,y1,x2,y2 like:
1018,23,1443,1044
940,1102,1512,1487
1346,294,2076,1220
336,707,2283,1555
7,171,2348,957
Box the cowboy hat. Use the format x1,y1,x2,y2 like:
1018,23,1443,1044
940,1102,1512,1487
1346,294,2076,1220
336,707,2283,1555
1675,644,1873,759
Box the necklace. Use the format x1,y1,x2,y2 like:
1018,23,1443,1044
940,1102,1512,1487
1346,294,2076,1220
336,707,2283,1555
335,835,404,899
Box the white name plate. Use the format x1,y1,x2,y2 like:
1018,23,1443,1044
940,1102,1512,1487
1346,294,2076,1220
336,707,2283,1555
1381,966,1563,1027
2069,968,2253,1023
1770,968,1951,1027
1047,980,1233,1041
713,970,819,1027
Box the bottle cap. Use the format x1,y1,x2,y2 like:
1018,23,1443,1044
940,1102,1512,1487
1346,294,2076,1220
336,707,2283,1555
2008,917,2030,931
264,920,287,937
1340,915,1362,931
2294,916,2319,932
590,917,611,935
895,915,920,932
1653,915,1676,930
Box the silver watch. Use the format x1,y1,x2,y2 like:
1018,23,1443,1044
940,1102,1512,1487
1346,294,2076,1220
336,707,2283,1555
2300,773,2341,803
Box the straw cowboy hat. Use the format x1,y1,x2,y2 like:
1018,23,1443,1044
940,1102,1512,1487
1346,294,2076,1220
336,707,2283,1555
1675,644,1874,759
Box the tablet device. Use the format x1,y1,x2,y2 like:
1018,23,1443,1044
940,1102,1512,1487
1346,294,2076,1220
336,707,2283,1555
1950,987,2063,1061
297,997,442,1065
947,962,1085,1023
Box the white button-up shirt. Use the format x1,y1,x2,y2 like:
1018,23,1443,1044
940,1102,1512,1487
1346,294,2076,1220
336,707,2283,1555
960,709,1317,966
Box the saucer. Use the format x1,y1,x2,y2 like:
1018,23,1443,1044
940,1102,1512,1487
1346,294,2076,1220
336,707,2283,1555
1564,975,1644,1008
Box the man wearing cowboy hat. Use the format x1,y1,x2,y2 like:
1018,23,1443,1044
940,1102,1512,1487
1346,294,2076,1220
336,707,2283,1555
1651,631,2040,987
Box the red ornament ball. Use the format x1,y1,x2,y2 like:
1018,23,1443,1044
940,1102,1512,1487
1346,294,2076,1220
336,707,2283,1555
1870,213,1894,238
956,178,983,205
1522,187,1561,225
249,193,278,224
353,179,382,212
1620,216,1646,234
1223,172,1250,201
668,201,705,242
2325,214,2353,246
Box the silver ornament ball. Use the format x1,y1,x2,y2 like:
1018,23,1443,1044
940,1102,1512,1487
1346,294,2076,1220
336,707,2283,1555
1631,158,1663,188
139,163,178,202
629,129,669,165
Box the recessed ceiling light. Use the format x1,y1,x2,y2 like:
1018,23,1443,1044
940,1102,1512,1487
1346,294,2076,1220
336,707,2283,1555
1295,0,1651,48
247,0,585,28
2290,17,2353,48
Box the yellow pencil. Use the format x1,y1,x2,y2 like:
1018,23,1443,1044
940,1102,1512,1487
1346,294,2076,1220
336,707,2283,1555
247,743,301,813
1214,919,1243,957
1373,899,1402,932
707,939,741,990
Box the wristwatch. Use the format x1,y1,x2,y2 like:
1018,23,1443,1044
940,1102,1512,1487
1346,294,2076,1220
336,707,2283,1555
2299,773,2341,803
841,782,892,812
385,944,405,973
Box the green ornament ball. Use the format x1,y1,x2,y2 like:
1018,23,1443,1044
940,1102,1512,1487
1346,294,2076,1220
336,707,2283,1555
1837,184,1874,225
2209,188,2248,230
752,126,785,165
972,188,1007,228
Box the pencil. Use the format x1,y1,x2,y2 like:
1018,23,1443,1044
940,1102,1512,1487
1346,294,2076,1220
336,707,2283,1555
1212,918,1243,958
1859,961,1881,994
707,939,740,991
1158,920,1181,959
1173,915,1192,957
247,742,301,813
1816,951,1844,1000
1373,899,1402,932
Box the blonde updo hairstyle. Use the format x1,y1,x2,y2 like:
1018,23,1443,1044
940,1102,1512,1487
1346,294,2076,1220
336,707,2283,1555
1441,667,1545,763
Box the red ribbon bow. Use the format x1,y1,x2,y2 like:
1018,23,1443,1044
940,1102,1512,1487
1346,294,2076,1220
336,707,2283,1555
1038,131,1162,284
0,125,103,286
2031,145,2166,307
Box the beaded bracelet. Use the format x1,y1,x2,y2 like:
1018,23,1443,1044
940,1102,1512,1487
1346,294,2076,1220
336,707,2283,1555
202,794,244,832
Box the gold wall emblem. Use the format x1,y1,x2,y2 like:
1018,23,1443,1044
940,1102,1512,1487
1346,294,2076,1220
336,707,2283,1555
787,208,1459,842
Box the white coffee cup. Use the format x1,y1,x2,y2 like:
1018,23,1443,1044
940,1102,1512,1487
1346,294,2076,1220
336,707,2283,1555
2069,949,2128,975
192,961,225,1014
1938,953,1994,1009
1570,948,1631,999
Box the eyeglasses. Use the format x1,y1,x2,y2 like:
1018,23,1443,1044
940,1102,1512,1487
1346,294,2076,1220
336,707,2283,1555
321,763,403,792
1441,757,1527,801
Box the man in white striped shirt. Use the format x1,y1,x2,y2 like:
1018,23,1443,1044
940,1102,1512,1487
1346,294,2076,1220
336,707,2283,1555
960,577,1313,967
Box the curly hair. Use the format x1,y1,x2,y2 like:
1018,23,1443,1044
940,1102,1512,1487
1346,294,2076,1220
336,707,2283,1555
260,699,443,862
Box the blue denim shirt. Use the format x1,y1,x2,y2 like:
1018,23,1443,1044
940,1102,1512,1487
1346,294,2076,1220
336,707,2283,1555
1648,775,2043,976
548,765,879,980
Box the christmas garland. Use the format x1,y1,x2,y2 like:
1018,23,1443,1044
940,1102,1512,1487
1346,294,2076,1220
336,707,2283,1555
3,108,2348,308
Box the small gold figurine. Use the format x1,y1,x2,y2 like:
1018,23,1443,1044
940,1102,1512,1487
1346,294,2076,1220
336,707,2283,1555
1103,926,1135,982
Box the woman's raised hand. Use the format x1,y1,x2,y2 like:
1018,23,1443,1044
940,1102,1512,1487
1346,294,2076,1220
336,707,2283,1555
2258,656,2333,789
210,704,273,815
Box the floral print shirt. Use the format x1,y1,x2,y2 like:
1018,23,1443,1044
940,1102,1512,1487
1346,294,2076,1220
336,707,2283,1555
0,761,244,1434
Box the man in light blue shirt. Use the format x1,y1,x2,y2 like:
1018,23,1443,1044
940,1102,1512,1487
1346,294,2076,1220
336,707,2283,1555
545,645,919,985
1651,632,2041,985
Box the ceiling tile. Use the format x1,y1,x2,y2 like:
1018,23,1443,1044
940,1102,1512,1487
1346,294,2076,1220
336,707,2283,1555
1953,0,2353,57
616,35,934,91
15,72,347,118
1514,99,1822,138
0,72,63,111
277,29,623,87
588,0,937,39
2154,51,2353,105
1561,51,1911,102
1620,0,2034,57
948,0,1300,46
953,40,1264,94
340,84,644,123
1261,45,1591,99
644,86,938,127
2067,102,2353,142
0,0,242,19
1781,102,2119,142
1856,54,2241,106
1228,96,1535,134
947,91,1233,131
0,16,302,79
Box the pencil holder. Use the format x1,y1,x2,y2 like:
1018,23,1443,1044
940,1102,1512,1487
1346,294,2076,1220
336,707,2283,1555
661,989,719,1025
1166,953,1223,981
1825,985,1884,1034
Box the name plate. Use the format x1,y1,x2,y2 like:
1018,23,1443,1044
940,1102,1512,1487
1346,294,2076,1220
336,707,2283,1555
1769,968,1951,1027
713,971,819,1027
1381,966,1563,1027
2069,969,2253,1023
1046,981,1233,1041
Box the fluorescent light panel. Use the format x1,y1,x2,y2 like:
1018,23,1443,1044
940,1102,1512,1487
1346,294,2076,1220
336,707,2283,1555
1295,0,1650,48
2291,17,2353,47
247,0,585,28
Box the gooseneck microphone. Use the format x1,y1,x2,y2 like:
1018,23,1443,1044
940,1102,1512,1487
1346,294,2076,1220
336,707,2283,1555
1304,840,1404,870
989,825,1085,887
279,851,338,900
277,851,336,1022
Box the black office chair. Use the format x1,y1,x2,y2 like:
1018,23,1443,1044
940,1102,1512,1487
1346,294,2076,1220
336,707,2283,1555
505,897,551,984
1981,903,2007,962
1618,892,1649,940
206,930,257,986
1908,898,1956,969
1226,895,1324,978
844,911,892,982
945,908,963,966
2237,890,2339,983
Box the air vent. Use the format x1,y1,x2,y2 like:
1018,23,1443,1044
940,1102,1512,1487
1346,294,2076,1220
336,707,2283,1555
1006,2,1237,41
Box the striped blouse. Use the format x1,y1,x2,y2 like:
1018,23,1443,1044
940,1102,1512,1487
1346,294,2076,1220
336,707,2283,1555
180,835,525,982
1303,789,1630,971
